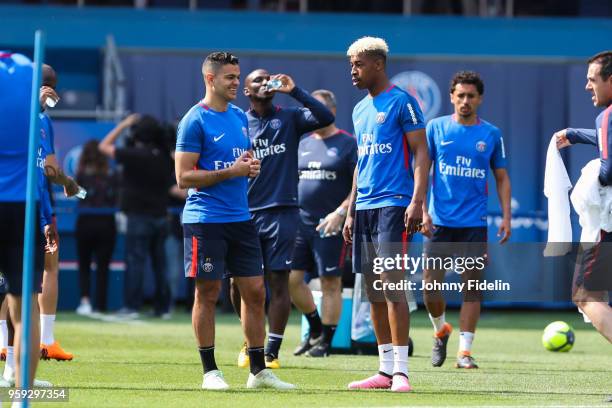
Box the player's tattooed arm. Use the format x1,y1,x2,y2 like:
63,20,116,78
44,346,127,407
44,154,79,196
175,151,256,189
494,168,512,244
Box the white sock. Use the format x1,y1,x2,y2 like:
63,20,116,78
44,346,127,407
429,313,446,333
0,320,7,349
6,346,14,371
459,332,475,353
392,345,409,376
377,343,393,375
40,314,56,346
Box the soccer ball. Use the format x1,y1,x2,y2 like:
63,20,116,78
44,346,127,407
542,321,575,352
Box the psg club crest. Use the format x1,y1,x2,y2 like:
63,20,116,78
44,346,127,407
202,258,214,273
390,70,441,122
376,112,386,124
270,119,282,130
327,147,339,157
476,141,487,152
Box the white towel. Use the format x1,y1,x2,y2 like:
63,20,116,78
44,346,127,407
543,136,572,256
570,159,612,242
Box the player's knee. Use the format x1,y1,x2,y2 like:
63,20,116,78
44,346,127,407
242,286,265,309
288,272,304,291
321,277,341,295
194,280,221,305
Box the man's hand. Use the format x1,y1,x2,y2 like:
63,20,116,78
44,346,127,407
230,152,255,178
497,217,511,244
39,86,59,109
421,210,434,239
44,223,58,254
342,214,354,244
270,74,296,94
119,113,141,129
248,157,261,178
405,200,423,236
317,211,345,237
555,129,571,149
63,177,79,197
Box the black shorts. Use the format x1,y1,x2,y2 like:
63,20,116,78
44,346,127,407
183,221,264,280
574,230,612,292
252,207,299,271
291,220,347,277
424,226,488,260
352,206,410,275
0,202,44,295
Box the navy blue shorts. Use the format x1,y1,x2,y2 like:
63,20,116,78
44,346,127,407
183,221,264,280
291,220,347,277
0,202,44,295
424,226,488,259
574,230,612,291
352,206,410,275
252,207,299,271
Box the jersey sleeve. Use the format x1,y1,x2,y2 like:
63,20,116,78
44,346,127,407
566,128,597,146
425,120,437,161
290,87,335,135
490,127,507,169
39,181,53,228
241,112,252,151
176,111,204,153
598,109,612,186
46,116,56,154
398,93,425,134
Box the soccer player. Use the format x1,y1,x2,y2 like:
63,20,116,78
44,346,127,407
232,68,334,368
0,51,45,389
422,71,511,369
175,52,294,390
556,50,612,342
37,64,76,361
289,89,357,358
343,37,429,392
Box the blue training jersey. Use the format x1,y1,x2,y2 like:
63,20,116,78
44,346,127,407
0,52,35,202
427,114,507,227
247,87,334,212
298,129,357,225
567,104,612,186
38,113,55,228
176,102,252,224
352,84,425,210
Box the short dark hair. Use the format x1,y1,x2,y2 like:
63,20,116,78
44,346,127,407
203,52,239,74
311,89,337,110
450,71,484,95
588,51,612,81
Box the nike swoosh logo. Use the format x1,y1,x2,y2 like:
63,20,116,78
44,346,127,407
440,140,454,146
285,260,292,265
325,266,337,272
301,151,312,156
354,119,362,126
213,133,225,142
383,349,392,353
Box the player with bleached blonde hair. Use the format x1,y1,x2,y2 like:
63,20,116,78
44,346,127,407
343,37,430,392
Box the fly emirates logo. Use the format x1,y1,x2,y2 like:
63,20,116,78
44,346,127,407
252,138,286,160
357,133,392,157
439,155,485,179
214,148,248,170
299,161,336,181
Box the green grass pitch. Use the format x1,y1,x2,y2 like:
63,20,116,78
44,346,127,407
31,310,611,407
